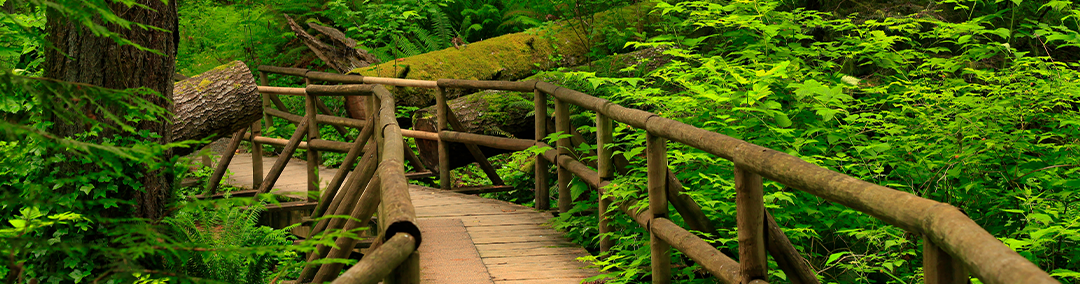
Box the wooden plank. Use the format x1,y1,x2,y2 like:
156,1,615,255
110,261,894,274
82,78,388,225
450,185,516,195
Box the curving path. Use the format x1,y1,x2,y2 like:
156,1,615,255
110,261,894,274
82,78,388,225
223,153,600,283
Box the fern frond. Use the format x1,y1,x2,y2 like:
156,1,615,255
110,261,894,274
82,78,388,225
432,9,454,44
413,28,442,52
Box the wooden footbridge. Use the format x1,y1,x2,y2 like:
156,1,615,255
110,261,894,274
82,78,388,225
195,65,1056,284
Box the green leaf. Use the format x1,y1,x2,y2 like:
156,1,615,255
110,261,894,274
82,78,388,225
774,112,792,127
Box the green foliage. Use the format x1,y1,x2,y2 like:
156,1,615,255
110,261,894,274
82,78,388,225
163,202,298,284
176,0,293,76
503,0,1080,283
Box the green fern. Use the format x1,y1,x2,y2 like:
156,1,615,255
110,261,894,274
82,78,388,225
163,202,295,284
413,28,443,52
431,9,454,44
391,33,423,57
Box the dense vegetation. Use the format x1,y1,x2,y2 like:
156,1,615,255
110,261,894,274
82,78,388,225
1,0,1078,283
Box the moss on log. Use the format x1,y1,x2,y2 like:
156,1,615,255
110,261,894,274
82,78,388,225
348,2,657,108
412,90,535,169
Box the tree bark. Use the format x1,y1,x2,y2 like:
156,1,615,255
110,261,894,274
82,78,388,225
45,0,178,221
284,14,380,119
412,91,535,169
349,2,657,108
172,60,262,156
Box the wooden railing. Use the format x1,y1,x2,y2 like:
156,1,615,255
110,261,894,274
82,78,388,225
219,65,1056,284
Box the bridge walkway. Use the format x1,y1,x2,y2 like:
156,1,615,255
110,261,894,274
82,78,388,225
222,153,599,283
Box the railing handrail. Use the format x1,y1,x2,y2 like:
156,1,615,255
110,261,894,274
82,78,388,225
255,65,1055,284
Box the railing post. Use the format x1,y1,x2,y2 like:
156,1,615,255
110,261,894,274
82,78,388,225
554,97,571,213
597,113,614,253
305,78,321,202
647,132,670,284
534,89,550,210
436,87,451,190
251,119,263,188
735,165,767,283
924,236,968,284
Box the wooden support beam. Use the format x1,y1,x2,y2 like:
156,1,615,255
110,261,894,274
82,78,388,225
766,211,820,284
306,85,322,202
445,109,504,185
314,96,352,138
313,115,375,219
555,97,571,213
597,113,615,253
256,118,309,194
205,128,247,196
735,166,767,283
251,120,264,189
534,89,550,211
924,236,969,284
647,132,670,284
330,233,417,284
436,87,451,190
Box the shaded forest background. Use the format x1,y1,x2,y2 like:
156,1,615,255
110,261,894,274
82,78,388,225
1,0,1079,283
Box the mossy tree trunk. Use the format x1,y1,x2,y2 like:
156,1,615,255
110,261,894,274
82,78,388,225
348,2,657,108
412,91,535,170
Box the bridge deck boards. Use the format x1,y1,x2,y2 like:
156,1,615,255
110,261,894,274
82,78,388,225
222,153,599,283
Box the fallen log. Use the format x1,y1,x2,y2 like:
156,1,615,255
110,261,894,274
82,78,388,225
348,2,657,108
412,90,535,169
172,61,262,156
284,14,380,119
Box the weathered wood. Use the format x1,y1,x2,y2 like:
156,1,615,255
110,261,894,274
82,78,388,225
449,185,515,195
251,120,264,188
766,211,820,284
205,128,246,196
650,218,741,284
438,131,535,151
172,61,262,156
638,114,1053,284
298,146,378,282
379,125,421,247
256,117,309,194
349,2,658,108
264,107,368,129
437,79,536,92
245,134,353,153
735,166,767,283
647,132,670,284
331,233,417,284
306,87,321,202
436,87,451,190
313,116,375,219
555,97,571,213
286,15,378,73
311,175,383,283
412,90,535,170
597,113,614,253
314,96,351,138
534,89,550,211
925,236,969,284
445,109,504,185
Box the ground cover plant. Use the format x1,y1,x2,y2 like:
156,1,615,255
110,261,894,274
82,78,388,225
487,0,1080,283
1,0,1078,283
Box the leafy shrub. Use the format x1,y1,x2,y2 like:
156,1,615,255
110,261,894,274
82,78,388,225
163,202,298,284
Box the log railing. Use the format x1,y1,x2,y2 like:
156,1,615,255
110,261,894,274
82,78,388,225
243,65,1054,284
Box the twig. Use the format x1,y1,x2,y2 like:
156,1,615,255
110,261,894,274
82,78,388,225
1015,164,1079,181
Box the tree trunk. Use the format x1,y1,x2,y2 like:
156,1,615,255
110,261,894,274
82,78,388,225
45,0,177,221
412,91,535,169
172,60,262,156
349,2,657,108
284,14,380,119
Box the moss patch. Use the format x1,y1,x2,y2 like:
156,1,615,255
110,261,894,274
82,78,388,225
349,2,658,108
